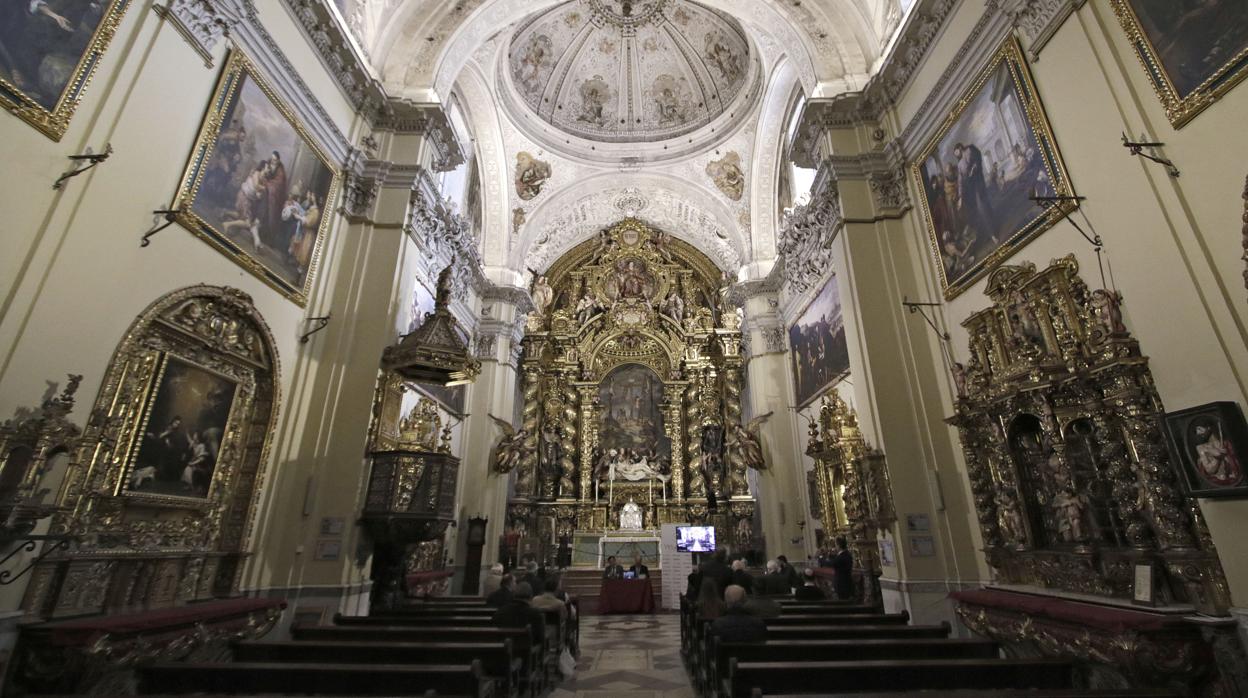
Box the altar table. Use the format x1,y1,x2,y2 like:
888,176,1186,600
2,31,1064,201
598,578,656,614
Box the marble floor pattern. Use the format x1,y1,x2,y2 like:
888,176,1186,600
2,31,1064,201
550,613,693,698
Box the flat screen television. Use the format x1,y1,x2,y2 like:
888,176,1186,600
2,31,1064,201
676,525,716,553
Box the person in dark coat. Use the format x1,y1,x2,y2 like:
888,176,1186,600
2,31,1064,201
831,536,855,600
709,585,767,644
602,555,624,579
486,574,514,607
491,582,546,646
729,559,754,595
793,567,825,601
758,559,790,596
698,549,732,593
628,554,649,578
777,555,801,592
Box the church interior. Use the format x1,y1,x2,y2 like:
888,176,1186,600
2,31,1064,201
1,0,1248,695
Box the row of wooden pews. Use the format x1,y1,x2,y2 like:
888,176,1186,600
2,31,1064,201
132,595,577,697
679,596,1182,697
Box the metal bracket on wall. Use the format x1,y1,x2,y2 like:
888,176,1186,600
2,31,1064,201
140,209,182,247
52,144,113,190
0,536,73,585
902,297,950,344
1121,132,1180,178
300,314,332,344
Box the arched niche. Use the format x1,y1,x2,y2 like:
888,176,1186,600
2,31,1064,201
23,286,280,618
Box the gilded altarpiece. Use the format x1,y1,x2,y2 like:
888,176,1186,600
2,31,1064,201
503,220,758,550
807,393,894,605
947,257,1230,614
20,286,281,618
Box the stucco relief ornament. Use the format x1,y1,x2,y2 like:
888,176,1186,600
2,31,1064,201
515,152,552,200
706,151,745,201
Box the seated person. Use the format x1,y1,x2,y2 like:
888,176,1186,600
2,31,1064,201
628,553,649,578
483,562,506,596
491,581,546,647
794,567,825,600
758,559,791,596
531,577,569,622
486,573,514,607
730,558,753,594
602,555,624,579
696,577,726,621
709,585,768,643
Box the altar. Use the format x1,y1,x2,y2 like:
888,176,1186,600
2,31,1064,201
598,533,661,569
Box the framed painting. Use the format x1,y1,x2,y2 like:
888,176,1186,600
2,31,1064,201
122,354,239,502
788,273,850,408
1111,1,1248,128
912,37,1077,300
1163,401,1248,499
0,0,131,140
173,50,341,306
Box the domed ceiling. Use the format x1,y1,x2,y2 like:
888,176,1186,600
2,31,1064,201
506,0,756,144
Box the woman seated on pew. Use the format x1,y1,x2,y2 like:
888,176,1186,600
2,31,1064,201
793,567,825,600
696,577,727,621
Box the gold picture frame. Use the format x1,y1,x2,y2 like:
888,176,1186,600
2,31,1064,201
912,36,1077,300
173,50,341,306
1111,1,1248,128
118,352,244,507
0,0,132,141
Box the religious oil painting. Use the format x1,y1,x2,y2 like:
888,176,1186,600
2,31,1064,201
174,51,341,306
912,37,1076,300
124,355,238,501
1112,0,1248,128
596,365,670,482
1164,401,1248,499
0,0,131,140
788,273,850,408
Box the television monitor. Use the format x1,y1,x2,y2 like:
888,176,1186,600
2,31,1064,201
676,525,716,553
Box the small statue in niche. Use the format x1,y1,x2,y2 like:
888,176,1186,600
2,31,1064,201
540,424,562,480
662,290,685,323
487,414,532,475
1051,486,1090,542
620,499,643,530
995,490,1027,546
1089,289,1126,336
735,517,752,545
575,293,598,326
951,362,968,398
531,274,555,317
1007,292,1044,354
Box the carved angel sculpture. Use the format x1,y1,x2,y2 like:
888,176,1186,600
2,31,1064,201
488,414,532,476
728,412,773,471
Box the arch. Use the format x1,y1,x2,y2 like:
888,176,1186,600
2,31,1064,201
26,285,281,615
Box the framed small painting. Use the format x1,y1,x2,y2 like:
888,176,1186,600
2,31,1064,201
1163,401,1248,498
912,36,1077,300
788,273,850,407
173,50,341,306
1111,1,1248,128
0,0,132,140
123,354,239,501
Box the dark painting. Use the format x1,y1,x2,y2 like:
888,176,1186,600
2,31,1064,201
598,364,670,462
127,356,237,499
788,274,849,407
0,0,129,139
1123,0,1248,103
1164,401,1248,498
913,38,1074,299
177,52,339,305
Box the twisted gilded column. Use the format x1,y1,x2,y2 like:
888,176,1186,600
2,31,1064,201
723,355,748,498
664,383,686,503
557,372,578,499
685,367,706,499
516,349,541,499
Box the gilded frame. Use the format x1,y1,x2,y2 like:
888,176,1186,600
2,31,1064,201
912,36,1077,300
172,50,341,306
1110,1,1248,128
0,0,132,141
117,352,247,507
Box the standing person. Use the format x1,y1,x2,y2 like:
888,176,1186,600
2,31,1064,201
777,555,801,593
709,585,768,644
831,536,855,600
794,568,825,601
695,578,726,622
602,555,624,579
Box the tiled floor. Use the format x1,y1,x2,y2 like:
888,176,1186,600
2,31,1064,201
550,614,694,698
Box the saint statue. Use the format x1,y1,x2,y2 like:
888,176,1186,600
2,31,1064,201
620,499,644,530
662,291,685,322
532,275,554,316
576,293,598,326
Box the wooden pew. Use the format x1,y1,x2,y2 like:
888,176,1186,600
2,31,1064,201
754,691,1182,698
340,608,571,658
763,611,911,626
726,657,1074,697
705,638,999,698
138,659,493,697
233,640,521,698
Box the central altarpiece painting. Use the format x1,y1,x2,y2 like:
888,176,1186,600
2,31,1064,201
496,219,760,557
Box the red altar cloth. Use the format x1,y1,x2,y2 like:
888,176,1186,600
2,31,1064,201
949,588,1187,634
598,578,655,614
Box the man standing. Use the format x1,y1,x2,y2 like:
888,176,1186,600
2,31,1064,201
602,555,624,579
831,536,855,600
777,555,801,593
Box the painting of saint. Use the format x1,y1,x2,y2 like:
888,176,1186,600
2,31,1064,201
1112,0,1248,126
912,38,1075,299
126,356,237,500
512,33,554,98
703,30,745,83
788,273,850,407
175,51,340,306
605,259,656,301
651,74,693,126
0,0,130,140
598,365,671,474
1165,402,1248,498
578,75,611,127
